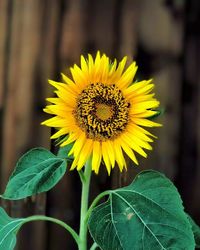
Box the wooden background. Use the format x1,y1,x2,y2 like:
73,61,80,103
0,0,200,249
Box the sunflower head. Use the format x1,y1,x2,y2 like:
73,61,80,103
42,52,161,175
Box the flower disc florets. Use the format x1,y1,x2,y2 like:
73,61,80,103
75,83,130,141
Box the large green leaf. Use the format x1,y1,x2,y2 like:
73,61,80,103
2,148,67,200
0,207,24,250
188,214,200,248
88,170,195,250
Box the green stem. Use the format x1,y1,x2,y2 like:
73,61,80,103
22,215,79,245
90,242,98,250
78,159,92,250
85,190,111,223
78,169,86,183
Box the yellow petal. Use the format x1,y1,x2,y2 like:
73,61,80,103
41,117,67,127
103,141,115,168
120,140,138,165
81,55,89,74
113,140,126,171
133,118,162,127
92,141,102,174
88,54,94,81
117,56,127,76
108,59,117,76
77,139,93,170
134,124,157,138
48,80,66,90
130,93,155,103
54,90,76,107
130,101,160,113
44,104,72,117
93,52,102,82
61,73,79,94
51,128,68,139
128,133,152,150
122,133,147,158
61,73,75,85
45,97,63,105
100,55,109,83
127,124,154,142
94,51,101,67
109,56,127,83
116,62,138,89
68,133,86,157
70,66,86,88
124,80,153,98
130,110,158,118
70,156,79,170
102,143,111,175
60,132,80,146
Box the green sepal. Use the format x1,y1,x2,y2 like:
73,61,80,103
57,143,74,161
55,135,68,146
149,108,164,120
2,147,67,200
54,134,74,161
88,170,195,250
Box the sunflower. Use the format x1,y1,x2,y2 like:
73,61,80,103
42,52,161,174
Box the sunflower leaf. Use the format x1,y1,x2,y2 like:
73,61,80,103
0,207,24,250
2,148,67,200
187,214,200,248
0,206,79,249
88,170,195,250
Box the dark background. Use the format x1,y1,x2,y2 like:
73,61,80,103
0,0,200,249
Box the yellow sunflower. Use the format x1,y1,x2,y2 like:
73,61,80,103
42,52,161,174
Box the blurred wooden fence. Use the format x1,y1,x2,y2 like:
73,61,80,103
0,0,200,249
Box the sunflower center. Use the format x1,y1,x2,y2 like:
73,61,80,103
74,83,130,141
95,103,113,121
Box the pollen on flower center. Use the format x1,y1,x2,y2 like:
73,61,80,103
74,82,130,141
95,103,113,121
